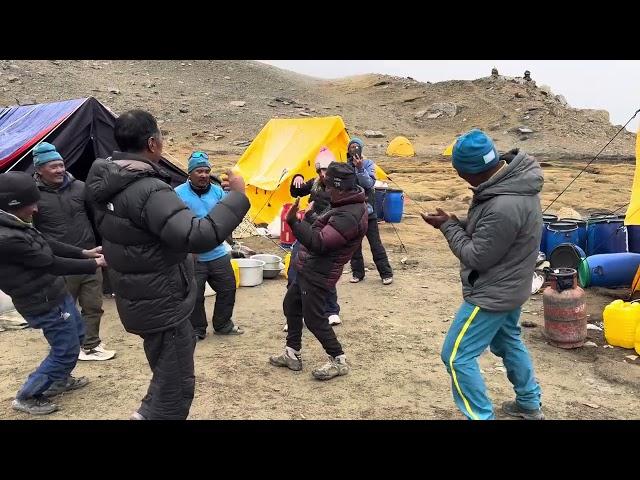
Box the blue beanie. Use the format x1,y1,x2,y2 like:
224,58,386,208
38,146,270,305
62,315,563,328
187,151,210,173
33,142,63,167
348,137,364,150
452,129,499,174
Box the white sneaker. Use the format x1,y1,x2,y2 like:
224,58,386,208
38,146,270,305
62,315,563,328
328,314,341,326
283,323,288,332
382,277,393,285
79,343,116,361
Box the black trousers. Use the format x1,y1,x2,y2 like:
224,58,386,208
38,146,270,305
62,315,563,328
138,320,196,420
284,275,344,357
191,254,237,334
350,217,393,279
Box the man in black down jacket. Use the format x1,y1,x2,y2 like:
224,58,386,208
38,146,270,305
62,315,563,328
31,142,116,362
0,172,106,416
269,162,368,381
85,110,250,420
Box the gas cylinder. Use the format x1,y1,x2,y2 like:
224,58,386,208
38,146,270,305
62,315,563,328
543,268,587,348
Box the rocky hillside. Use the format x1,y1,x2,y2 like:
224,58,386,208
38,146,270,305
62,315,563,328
0,60,635,165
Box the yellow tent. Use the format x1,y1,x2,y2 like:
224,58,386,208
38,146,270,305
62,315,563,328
625,124,640,225
233,116,388,225
443,140,455,156
386,136,415,157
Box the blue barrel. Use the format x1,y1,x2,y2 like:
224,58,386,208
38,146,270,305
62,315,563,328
374,187,386,220
383,189,404,223
545,221,579,256
586,216,628,255
541,214,558,253
559,218,587,250
578,253,640,288
628,225,640,253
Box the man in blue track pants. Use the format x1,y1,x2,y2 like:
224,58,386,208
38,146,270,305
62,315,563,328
422,129,544,420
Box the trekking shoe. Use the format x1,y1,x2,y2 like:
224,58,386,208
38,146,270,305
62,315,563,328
328,314,341,326
214,325,244,335
79,343,116,361
312,354,349,380
269,347,302,371
130,411,146,420
382,277,393,285
501,401,545,420
12,396,59,415
42,375,89,397
349,276,362,283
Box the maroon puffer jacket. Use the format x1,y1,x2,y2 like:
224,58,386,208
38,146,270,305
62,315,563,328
291,187,368,289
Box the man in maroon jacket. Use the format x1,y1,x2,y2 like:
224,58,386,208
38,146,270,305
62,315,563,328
269,162,368,380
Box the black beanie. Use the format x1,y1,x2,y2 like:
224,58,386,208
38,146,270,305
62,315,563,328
0,172,41,211
325,161,357,191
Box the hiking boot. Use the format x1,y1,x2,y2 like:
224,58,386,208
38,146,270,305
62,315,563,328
79,343,116,361
328,314,341,326
12,396,59,415
269,347,302,371
214,325,244,335
382,277,393,285
312,354,349,380
501,401,545,420
42,375,89,397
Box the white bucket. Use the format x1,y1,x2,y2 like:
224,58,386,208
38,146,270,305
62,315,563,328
250,254,282,270
234,259,265,287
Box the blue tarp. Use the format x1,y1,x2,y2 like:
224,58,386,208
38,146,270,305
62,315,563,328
0,98,86,168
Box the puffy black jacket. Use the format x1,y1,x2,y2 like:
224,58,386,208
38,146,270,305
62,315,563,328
33,172,96,249
0,210,98,317
85,152,250,335
291,187,368,289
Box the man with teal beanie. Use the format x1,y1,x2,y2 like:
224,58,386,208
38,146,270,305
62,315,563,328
422,129,545,420
175,151,244,339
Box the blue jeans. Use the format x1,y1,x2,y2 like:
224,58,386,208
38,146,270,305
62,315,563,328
287,241,339,316
440,301,542,420
16,294,85,400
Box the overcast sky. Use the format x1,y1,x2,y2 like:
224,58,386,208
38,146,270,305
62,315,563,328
260,60,640,133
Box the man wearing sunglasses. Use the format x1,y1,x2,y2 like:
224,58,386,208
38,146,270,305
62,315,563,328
85,110,250,420
175,151,244,339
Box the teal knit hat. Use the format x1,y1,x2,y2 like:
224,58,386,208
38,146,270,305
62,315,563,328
33,142,63,167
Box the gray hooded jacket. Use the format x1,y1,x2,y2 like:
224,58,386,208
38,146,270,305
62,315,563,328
440,151,544,311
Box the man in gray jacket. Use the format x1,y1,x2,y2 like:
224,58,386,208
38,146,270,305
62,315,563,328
422,129,544,420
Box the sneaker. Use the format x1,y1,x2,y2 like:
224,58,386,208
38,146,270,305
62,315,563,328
328,314,341,326
195,330,206,341
312,354,349,380
79,343,116,361
349,276,362,283
214,325,244,335
501,401,545,420
282,323,288,332
42,375,89,397
382,277,393,285
130,411,146,420
12,396,59,415
269,347,302,371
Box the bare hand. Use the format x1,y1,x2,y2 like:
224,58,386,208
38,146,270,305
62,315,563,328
420,208,451,229
286,197,301,224
83,246,103,258
221,169,245,193
292,175,305,188
95,254,107,268
352,153,364,170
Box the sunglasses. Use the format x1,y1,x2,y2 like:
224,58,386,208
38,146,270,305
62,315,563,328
190,151,209,160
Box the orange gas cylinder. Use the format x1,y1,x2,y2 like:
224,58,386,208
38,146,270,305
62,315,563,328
543,268,587,348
